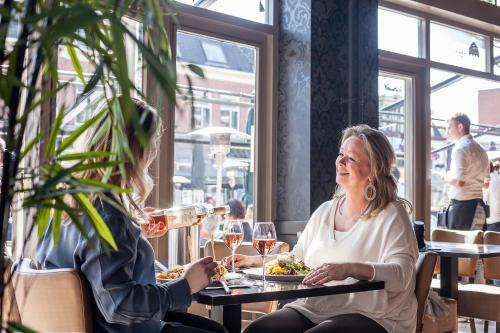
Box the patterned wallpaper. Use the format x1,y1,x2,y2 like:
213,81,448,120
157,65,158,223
276,0,379,231
277,0,311,222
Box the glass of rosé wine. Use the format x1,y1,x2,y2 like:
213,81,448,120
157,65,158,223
223,220,244,279
252,222,276,287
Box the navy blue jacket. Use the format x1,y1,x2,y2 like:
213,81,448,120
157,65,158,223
37,200,192,333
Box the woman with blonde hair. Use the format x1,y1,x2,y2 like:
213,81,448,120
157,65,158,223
37,99,227,333
227,125,418,333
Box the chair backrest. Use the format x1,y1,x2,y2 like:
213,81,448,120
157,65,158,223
12,259,93,333
415,252,438,333
483,231,500,280
204,240,290,261
431,229,483,277
2,256,21,327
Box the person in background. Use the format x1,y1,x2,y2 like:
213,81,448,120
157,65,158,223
37,99,226,333
484,161,500,232
444,113,490,230
244,204,254,227
225,199,252,242
227,125,417,333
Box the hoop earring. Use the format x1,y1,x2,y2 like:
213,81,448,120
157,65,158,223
364,182,376,202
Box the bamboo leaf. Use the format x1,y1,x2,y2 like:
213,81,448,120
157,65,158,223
45,105,65,159
81,60,103,95
52,208,62,247
36,205,51,240
57,109,106,154
75,178,129,193
66,43,85,85
74,193,117,250
58,151,113,161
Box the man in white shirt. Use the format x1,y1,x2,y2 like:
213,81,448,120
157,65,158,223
444,113,490,230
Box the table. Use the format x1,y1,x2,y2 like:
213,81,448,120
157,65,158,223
426,241,500,299
194,279,384,333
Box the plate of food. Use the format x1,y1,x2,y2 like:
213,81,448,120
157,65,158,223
243,255,311,282
156,263,228,283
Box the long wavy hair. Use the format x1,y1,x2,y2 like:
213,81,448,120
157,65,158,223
333,124,412,219
75,98,161,223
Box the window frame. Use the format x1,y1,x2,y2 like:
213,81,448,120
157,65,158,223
145,2,278,258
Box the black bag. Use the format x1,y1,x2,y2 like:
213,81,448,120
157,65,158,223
437,205,449,228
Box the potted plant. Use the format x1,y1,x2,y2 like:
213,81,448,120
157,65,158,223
0,0,201,331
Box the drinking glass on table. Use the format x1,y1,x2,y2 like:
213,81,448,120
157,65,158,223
223,220,244,279
252,222,276,287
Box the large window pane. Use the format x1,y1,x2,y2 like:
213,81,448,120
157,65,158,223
174,31,256,214
378,72,414,202
430,22,488,72
378,8,422,58
176,0,269,24
430,68,500,226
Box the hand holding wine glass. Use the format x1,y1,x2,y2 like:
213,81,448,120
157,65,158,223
252,222,277,286
223,220,244,278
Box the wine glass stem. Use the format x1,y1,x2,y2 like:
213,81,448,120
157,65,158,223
262,255,266,286
231,249,236,274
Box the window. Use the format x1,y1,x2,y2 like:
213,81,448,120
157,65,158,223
220,108,239,129
430,68,500,225
378,72,414,202
430,22,488,72
201,42,227,64
193,103,212,129
494,39,500,75
175,0,270,24
378,8,423,58
174,31,256,211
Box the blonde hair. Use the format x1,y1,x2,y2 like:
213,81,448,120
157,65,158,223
333,124,412,219
76,98,161,222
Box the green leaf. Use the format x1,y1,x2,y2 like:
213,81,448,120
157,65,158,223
52,208,62,247
7,321,38,333
58,151,113,161
75,178,129,193
36,205,51,240
20,131,44,160
45,105,65,159
187,64,205,78
74,193,117,250
81,61,104,95
56,109,106,154
66,43,85,85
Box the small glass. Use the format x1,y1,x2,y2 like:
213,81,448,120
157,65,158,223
223,220,244,279
252,222,276,287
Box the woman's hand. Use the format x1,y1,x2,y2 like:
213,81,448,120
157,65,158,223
302,263,352,286
141,207,168,238
222,254,260,269
184,257,218,293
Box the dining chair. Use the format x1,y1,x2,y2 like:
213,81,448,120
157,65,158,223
12,258,93,333
431,229,484,279
416,252,438,333
457,231,500,333
416,252,458,333
201,240,290,327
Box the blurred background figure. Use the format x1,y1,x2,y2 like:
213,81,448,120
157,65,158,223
484,161,500,232
225,199,253,242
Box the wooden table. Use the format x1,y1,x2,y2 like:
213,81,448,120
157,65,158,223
194,279,384,333
426,241,500,299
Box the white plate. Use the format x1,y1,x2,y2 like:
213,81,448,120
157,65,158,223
243,268,306,282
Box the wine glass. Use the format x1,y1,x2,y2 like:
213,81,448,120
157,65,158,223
223,220,244,279
252,222,277,287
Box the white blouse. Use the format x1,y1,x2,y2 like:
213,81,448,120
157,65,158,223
285,198,418,333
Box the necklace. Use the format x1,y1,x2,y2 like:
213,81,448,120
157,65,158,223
338,197,366,221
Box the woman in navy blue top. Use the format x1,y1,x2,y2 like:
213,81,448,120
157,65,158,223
37,99,227,333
